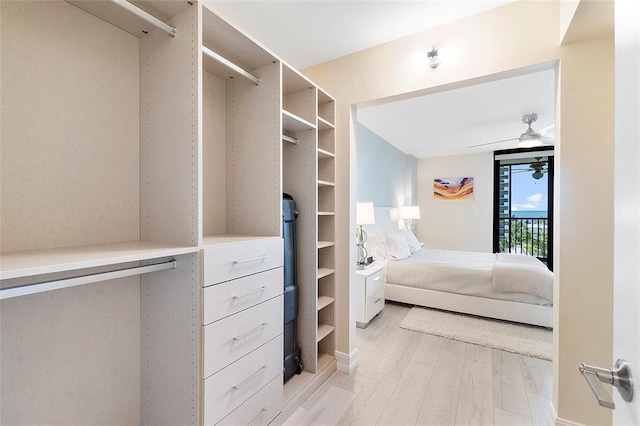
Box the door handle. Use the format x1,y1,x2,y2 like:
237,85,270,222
579,359,634,409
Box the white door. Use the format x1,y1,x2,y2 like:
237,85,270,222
613,0,640,423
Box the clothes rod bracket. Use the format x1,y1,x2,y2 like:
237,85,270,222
0,260,177,300
202,46,260,86
109,0,177,38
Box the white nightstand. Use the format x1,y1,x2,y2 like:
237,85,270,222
355,263,386,328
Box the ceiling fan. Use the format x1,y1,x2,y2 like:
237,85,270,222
512,157,548,180
469,113,554,149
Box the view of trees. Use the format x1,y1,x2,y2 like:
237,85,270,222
498,219,548,258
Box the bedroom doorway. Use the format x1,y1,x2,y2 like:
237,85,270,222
493,147,554,270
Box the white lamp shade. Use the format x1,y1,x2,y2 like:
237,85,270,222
356,202,375,225
399,205,421,220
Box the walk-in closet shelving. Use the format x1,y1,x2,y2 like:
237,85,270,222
315,88,337,361
1,1,200,423
2,1,338,423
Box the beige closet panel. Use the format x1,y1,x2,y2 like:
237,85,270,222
203,71,227,235
0,1,140,252
140,4,199,247
0,277,141,425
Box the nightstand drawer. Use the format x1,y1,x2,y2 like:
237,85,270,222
365,289,385,323
203,295,283,378
203,267,282,324
203,335,282,426
203,238,283,286
365,268,385,297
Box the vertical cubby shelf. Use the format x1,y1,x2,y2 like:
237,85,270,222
316,89,336,359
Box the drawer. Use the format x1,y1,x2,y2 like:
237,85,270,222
204,335,282,426
203,238,284,286
204,268,283,324
365,289,385,323
365,268,385,298
217,373,283,426
204,295,283,378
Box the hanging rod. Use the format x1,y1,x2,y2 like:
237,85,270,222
282,135,298,145
202,46,261,86
109,0,177,38
0,260,176,300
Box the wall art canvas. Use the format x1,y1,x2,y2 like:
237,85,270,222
433,177,474,201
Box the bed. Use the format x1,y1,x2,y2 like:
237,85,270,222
364,208,554,328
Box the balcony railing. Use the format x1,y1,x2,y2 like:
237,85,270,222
498,217,549,262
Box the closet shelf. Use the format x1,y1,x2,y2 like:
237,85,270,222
317,296,334,311
317,241,335,249
317,116,335,131
0,241,198,280
283,110,316,133
317,268,334,279
316,324,335,343
317,180,335,187
66,0,189,38
317,212,335,216
317,148,335,159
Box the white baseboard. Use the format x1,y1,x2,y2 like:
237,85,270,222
551,402,586,426
335,348,359,373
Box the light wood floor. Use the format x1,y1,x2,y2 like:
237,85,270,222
283,302,554,426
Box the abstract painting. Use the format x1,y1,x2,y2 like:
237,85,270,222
433,177,474,201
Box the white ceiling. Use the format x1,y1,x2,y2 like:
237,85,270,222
206,0,516,70
206,0,555,159
358,68,556,158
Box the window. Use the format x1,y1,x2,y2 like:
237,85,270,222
493,148,554,270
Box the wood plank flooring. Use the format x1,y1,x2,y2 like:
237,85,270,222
283,302,554,426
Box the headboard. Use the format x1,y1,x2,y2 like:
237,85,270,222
363,206,401,235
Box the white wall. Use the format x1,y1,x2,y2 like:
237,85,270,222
417,153,493,253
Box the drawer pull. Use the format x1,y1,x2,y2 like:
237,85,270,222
373,298,382,304
233,365,269,390
233,286,268,300
248,408,268,426
233,255,269,265
233,322,268,341
372,277,381,282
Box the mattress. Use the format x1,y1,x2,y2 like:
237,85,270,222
385,248,552,306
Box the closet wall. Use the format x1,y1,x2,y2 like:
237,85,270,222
0,1,337,424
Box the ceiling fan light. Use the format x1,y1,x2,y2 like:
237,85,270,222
532,170,544,180
518,133,543,148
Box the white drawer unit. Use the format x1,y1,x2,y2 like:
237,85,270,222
355,263,386,328
202,236,285,425
203,295,283,379
202,237,283,286
217,373,283,426
203,267,282,325
203,335,283,426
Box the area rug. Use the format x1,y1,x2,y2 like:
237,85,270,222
400,307,552,361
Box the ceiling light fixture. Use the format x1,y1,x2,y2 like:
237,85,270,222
517,114,544,148
427,46,441,69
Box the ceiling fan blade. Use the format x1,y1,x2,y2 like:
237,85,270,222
537,124,555,136
468,137,518,148
541,136,554,144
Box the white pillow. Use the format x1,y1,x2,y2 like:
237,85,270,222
400,229,422,254
364,233,388,260
385,232,412,260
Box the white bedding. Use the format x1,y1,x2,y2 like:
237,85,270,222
385,248,553,306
